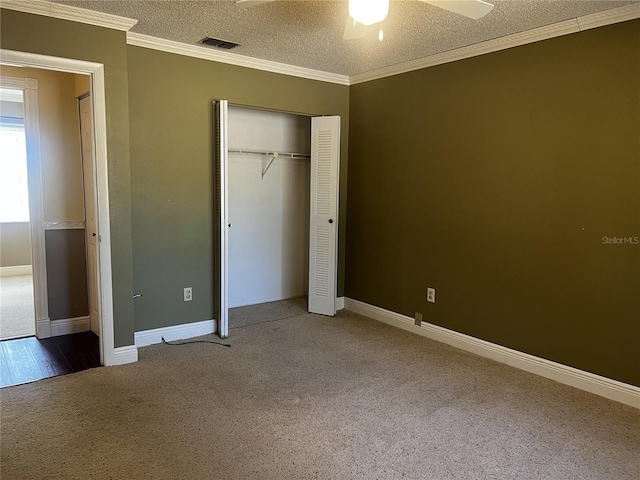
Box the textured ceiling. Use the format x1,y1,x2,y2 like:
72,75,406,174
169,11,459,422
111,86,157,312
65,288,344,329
54,0,638,75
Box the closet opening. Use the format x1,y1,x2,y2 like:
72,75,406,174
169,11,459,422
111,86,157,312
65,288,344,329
227,106,311,328
215,100,340,336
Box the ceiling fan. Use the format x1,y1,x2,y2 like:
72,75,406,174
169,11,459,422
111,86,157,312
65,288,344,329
236,0,494,41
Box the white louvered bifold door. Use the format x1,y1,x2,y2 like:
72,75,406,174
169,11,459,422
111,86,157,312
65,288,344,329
308,116,340,316
213,100,229,338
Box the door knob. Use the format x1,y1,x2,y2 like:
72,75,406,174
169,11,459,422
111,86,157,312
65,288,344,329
92,232,96,237
328,219,333,224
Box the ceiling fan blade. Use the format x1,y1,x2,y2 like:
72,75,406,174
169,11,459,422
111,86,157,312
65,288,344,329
419,0,494,20
343,17,368,40
235,0,276,7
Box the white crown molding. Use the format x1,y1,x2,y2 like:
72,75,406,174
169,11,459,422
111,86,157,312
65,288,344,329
1,0,138,31
577,2,640,31
350,19,578,84
350,3,640,85
344,298,640,409
126,32,350,86
5,1,636,86
134,319,217,348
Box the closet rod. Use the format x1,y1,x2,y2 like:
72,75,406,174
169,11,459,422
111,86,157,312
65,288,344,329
228,148,310,159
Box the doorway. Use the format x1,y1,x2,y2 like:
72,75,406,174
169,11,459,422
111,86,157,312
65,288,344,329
213,100,341,337
0,48,116,372
227,106,311,316
0,67,100,386
0,87,35,341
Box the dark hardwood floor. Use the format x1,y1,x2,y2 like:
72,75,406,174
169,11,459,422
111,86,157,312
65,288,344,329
0,331,100,388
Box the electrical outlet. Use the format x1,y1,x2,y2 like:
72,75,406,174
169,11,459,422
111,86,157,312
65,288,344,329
427,287,436,303
415,312,422,326
184,287,193,302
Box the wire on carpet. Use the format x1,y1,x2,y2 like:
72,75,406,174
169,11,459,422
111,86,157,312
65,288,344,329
161,337,231,348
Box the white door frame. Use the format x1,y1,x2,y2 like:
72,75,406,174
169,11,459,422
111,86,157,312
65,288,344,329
213,100,229,338
78,94,101,342
0,49,116,366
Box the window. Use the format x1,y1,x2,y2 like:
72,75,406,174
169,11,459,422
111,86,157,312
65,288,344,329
0,118,30,222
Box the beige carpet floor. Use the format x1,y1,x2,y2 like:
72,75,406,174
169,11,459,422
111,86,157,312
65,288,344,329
229,296,307,329
0,274,35,340
1,303,639,479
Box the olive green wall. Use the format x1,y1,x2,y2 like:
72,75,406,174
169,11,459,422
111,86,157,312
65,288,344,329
4,8,636,387
127,46,349,332
347,20,640,386
1,9,135,347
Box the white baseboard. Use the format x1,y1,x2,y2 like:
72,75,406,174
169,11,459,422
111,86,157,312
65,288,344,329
50,316,90,337
336,297,345,310
344,298,640,409
134,319,217,348
36,317,51,338
0,265,32,277
114,345,138,365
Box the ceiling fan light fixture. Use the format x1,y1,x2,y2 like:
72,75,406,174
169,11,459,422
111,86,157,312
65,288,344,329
348,0,389,26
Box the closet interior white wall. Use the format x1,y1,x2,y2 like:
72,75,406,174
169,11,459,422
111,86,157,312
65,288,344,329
227,106,311,309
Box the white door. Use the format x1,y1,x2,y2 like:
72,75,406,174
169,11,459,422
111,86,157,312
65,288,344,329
214,100,229,338
79,95,101,339
308,116,340,316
